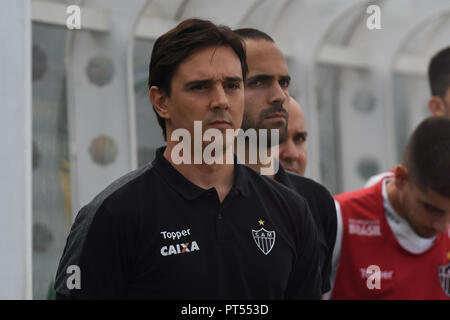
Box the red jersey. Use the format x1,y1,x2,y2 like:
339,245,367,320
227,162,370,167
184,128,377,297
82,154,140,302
331,179,450,299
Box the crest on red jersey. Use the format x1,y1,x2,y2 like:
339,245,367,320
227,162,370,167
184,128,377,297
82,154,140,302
438,263,450,297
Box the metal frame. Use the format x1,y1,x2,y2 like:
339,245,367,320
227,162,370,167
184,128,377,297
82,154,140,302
65,0,150,214
31,0,434,76
390,7,450,76
373,0,450,175
389,4,450,159
262,0,369,183
178,0,257,27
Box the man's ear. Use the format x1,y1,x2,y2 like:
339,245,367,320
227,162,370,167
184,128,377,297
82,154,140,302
394,164,408,190
149,86,170,120
428,96,446,117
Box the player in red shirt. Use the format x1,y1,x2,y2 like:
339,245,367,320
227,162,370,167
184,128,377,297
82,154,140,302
428,46,450,118
327,117,450,299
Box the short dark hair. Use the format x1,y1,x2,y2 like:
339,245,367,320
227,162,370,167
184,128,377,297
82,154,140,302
148,18,248,140
405,116,450,197
428,46,450,98
233,28,274,42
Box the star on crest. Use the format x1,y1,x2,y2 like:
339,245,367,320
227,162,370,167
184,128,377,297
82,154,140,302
258,219,265,226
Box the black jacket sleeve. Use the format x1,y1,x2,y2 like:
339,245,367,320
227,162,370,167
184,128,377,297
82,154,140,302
54,204,128,299
285,197,322,299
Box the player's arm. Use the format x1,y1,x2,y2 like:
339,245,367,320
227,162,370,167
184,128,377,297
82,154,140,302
54,204,128,299
323,200,343,299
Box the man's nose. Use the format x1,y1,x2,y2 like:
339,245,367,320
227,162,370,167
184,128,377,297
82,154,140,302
210,84,229,109
268,82,287,107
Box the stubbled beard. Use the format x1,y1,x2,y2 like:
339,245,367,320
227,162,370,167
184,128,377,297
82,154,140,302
241,106,288,146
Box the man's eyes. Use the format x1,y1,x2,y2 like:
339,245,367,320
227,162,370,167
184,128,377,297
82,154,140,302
294,134,307,143
248,79,263,87
420,201,445,214
279,79,290,88
226,82,242,89
247,78,289,88
189,82,241,91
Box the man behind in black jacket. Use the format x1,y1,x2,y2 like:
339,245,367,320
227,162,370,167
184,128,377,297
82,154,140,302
234,28,337,295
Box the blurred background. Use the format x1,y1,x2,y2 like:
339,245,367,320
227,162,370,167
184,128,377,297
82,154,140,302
1,0,450,299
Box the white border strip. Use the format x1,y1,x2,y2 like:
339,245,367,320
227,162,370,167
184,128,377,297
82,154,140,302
25,0,33,300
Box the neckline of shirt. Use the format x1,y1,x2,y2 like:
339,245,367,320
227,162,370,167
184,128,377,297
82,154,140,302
381,177,435,255
152,146,250,200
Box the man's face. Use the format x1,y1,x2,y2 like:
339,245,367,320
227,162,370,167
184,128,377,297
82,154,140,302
241,39,290,145
279,99,307,175
398,176,450,238
164,46,244,145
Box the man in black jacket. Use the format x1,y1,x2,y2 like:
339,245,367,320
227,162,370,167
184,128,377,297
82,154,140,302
54,19,322,300
235,28,337,295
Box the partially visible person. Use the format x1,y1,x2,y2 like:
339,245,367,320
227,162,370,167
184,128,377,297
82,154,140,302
428,46,450,118
278,96,308,176
366,46,450,188
327,116,450,299
235,28,337,295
